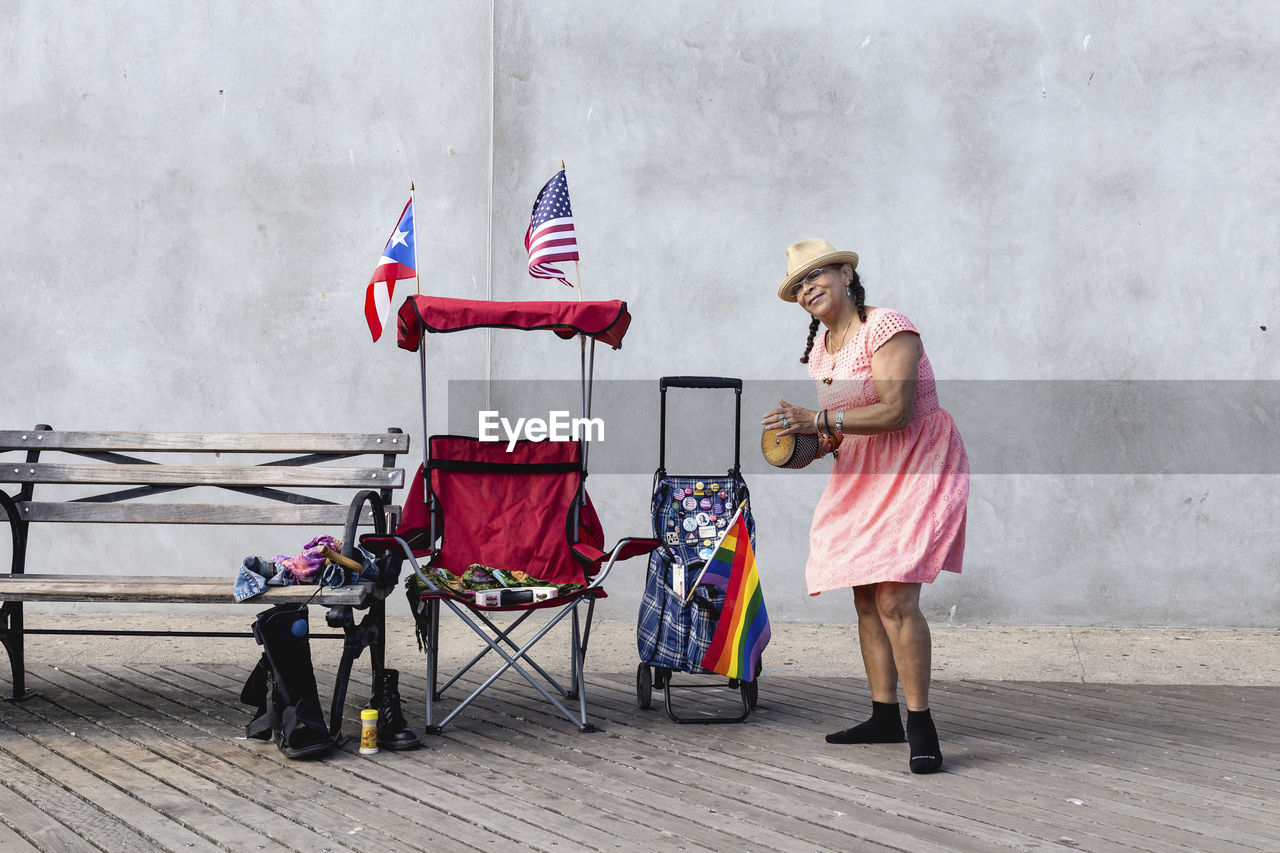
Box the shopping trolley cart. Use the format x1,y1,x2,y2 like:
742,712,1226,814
635,376,765,723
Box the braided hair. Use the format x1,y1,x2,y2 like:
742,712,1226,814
800,269,867,363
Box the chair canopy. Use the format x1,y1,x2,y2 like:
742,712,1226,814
398,435,604,586
396,296,632,352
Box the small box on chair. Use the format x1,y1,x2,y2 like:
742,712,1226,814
474,587,560,606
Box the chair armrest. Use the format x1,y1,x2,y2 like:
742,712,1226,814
583,537,661,589
360,529,436,559
571,542,607,564
574,539,660,565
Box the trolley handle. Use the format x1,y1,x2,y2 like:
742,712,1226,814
660,376,742,391
658,375,743,475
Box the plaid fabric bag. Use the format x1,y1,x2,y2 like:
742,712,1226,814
637,474,753,673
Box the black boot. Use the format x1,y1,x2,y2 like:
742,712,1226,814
368,668,421,751
250,604,332,760
239,654,274,741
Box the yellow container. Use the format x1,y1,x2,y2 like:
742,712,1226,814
360,708,379,754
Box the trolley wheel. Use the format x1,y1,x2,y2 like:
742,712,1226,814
741,677,758,710
636,663,653,710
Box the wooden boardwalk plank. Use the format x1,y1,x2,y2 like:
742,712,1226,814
86,663,493,853
3,657,1278,853
768,676,1280,842
594,677,1175,853
186,663,734,853
0,755,96,852
785,676,1280,809
0,737,156,851
0,816,40,852
486,675,1108,853
18,666,362,852
125,663,595,853
314,670,900,853
0,711,238,852
750,677,1274,852
425,668,1274,853
388,666,1051,853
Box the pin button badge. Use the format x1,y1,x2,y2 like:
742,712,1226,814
699,498,712,510
682,496,698,510
695,481,705,491
682,517,698,532
698,547,714,560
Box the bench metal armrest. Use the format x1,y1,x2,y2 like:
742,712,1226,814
0,490,25,575
341,489,389,553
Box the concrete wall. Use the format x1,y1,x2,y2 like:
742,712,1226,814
2,1,1277,627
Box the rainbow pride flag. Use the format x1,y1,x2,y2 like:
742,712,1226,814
697,508,770,682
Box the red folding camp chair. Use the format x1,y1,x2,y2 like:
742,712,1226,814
363,297,658,734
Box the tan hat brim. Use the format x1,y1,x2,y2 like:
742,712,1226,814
778,250,860,301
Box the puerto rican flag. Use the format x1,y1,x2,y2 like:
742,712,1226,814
364,197,416,341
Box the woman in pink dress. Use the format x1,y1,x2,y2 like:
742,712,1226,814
762,238,969,774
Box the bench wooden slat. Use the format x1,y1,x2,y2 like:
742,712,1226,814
0,574,373,606
18,502,401,525
2,463,404,488
0,430,410,454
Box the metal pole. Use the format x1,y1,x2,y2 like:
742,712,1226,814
484,0,495,412
419,344,430,488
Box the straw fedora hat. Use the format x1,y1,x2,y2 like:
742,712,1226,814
778,238,859,302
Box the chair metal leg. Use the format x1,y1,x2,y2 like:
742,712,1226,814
430,597,595,732
424,599,442,734
571,604,596,731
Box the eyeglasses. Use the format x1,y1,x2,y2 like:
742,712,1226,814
789,265,833,299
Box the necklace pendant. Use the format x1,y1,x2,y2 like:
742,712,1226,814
822,377,833,385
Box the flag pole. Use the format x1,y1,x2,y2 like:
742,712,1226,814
560,160,583,302
410,181,420,295
410,180,429,491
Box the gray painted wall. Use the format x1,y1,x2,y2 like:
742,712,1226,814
2,1,1276,627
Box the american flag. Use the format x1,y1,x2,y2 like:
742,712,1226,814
364,197,416,342
524,169,579,287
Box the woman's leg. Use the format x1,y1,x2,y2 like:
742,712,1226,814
873,582,943,772
855,583,900,703
826,583,905,744
872,582,931,710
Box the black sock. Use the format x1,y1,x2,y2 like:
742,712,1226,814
826,700,904,744
906,708,943,773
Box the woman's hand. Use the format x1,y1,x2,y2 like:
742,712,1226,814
817,431,844,457
761,398,817,436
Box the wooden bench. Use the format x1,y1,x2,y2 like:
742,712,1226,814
0,426,408,734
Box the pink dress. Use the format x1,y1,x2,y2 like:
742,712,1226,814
805,308,969,593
